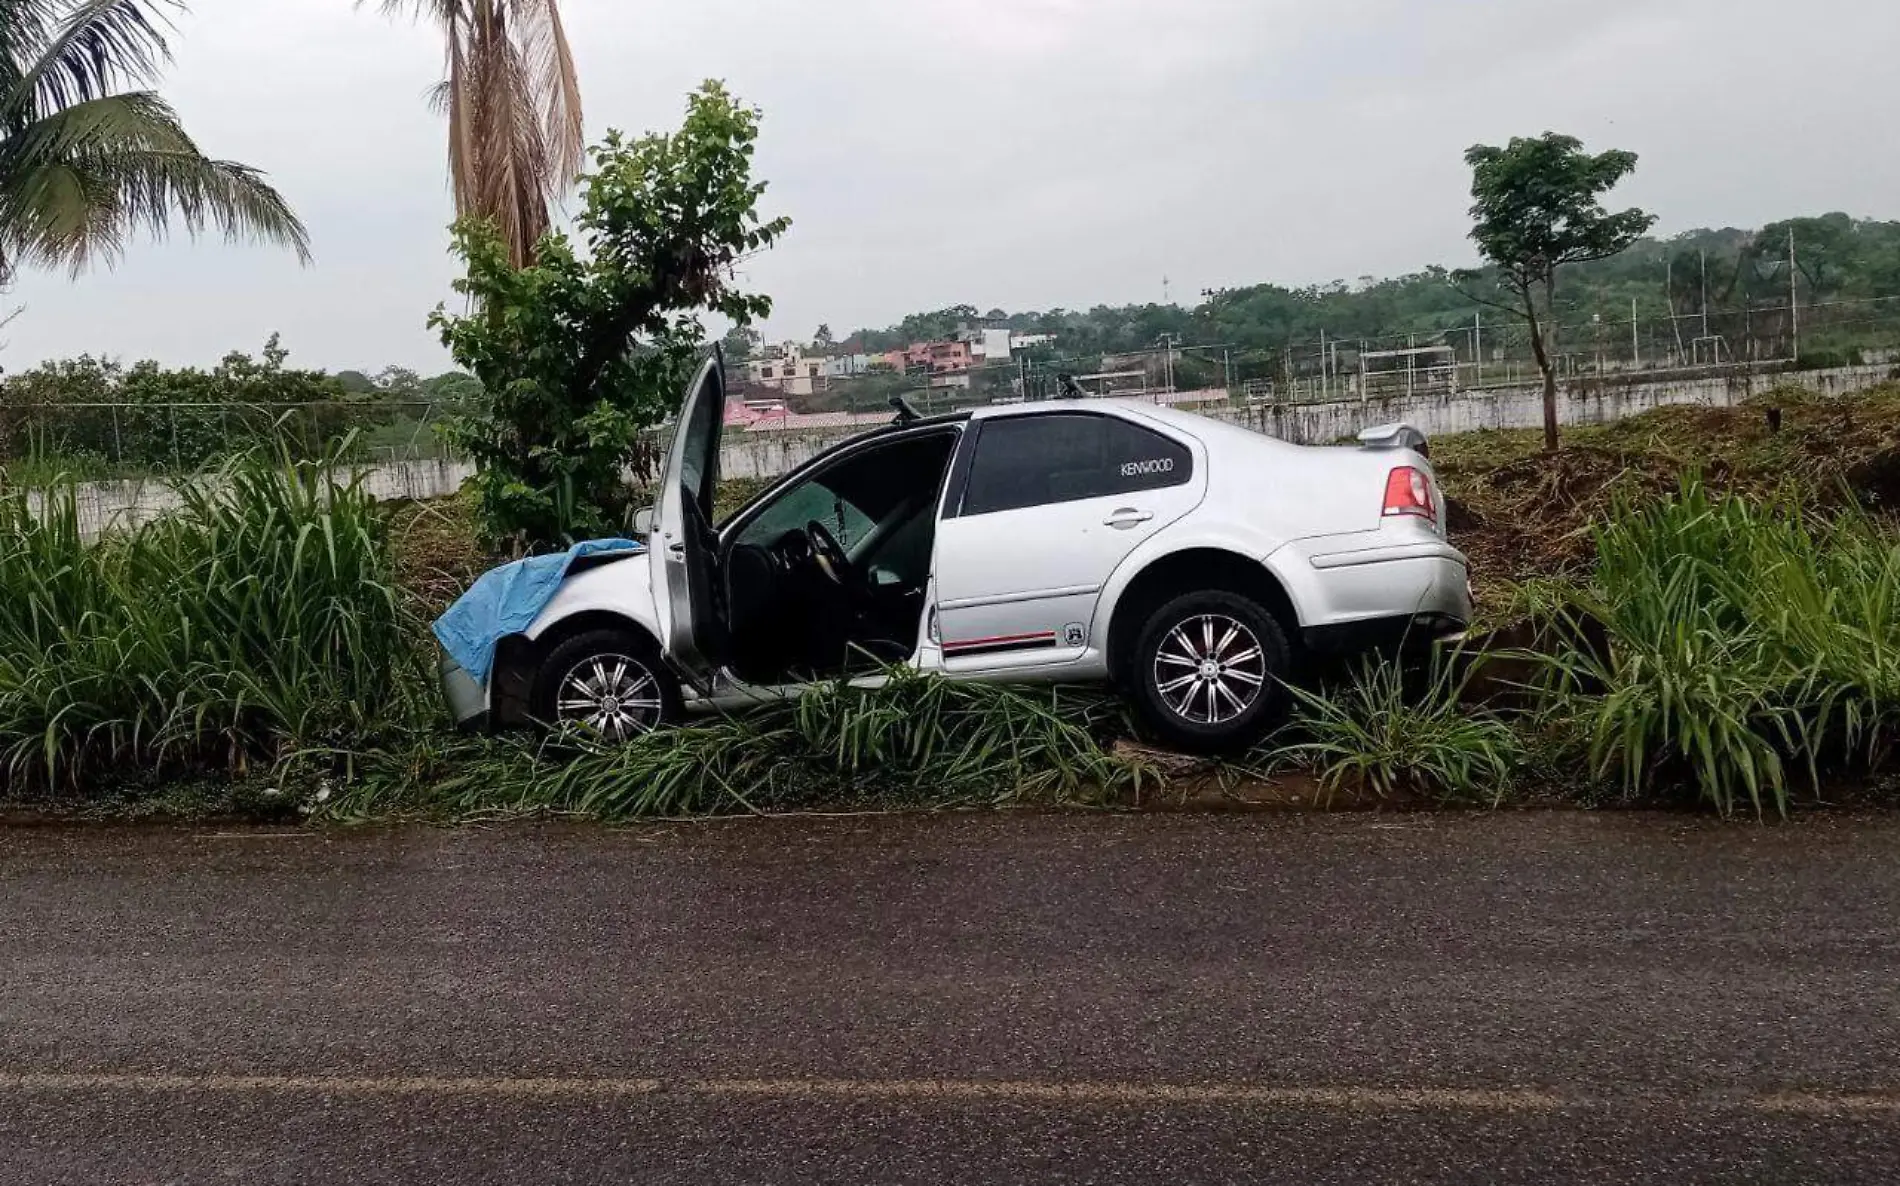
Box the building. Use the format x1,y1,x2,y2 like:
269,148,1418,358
823,354,878,378
746,344,875,396
1010,332,1058,351
956,327,1015,364
884,340,974,374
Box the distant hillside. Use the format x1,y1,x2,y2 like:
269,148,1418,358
839,214,1900,365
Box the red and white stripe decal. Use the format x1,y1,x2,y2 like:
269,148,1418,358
943,630,1059,656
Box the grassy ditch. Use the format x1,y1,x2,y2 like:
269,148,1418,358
11,388,1900,821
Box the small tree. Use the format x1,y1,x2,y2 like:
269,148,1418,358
719,325,761,363
435,82,790,546
813,323,835,349
1460,133,1655,451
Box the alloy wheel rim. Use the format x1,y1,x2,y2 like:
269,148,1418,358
556,653,664,740
1151,613,1267,725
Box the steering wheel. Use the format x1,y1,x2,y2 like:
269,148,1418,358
805,519,855,588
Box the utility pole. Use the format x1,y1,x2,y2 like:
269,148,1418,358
1667,255,1685,365
1318,328,1328,400
1631,298,1640,370
1472,312,1482,386
1789,226,1801,364
1710,247,1725,340
1155,332,1181,395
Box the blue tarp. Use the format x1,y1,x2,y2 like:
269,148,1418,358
432,539,645,685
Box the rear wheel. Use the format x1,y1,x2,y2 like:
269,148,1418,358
1126,590,1290,752
532,629,681,741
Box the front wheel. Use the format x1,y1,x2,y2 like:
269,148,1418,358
1125,590,1291,753
532,629,682,742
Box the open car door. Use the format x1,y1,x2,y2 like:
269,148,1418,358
650,353,729,687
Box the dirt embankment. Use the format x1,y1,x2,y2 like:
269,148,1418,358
1435,383,1900,604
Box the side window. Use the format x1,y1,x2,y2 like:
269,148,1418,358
678,376,721,514
961,414,1191,516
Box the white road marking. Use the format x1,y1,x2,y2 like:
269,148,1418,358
0,1071,1893,1114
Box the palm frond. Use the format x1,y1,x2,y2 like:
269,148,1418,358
514,0,582,189
2,90,311,274
1,0,175,123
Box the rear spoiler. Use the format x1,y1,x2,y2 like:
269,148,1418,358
1357,423,1429,456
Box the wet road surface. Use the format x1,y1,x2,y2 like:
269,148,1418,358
4,811,1900,1183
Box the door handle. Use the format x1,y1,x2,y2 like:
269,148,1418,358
1104,508,1154,530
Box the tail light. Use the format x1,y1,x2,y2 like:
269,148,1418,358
1382,466,1437,524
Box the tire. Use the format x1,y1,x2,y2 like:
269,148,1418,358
1125,590,1291,753
532,629,682,742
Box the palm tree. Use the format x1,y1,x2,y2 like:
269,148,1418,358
0,0,310,286
370,0,583,266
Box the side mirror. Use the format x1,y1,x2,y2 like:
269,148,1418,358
631,506,657,537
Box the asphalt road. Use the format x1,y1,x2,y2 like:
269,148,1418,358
5,811,1900,1184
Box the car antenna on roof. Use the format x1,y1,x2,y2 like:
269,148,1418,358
890,395,923,426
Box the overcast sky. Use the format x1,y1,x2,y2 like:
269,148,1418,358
7,0,1898,373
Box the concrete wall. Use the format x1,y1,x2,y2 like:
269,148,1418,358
719,428,858,481
48,434,853,537
45,459,478,539
1208,363,1897,445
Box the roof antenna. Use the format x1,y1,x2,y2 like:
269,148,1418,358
890,395,923,426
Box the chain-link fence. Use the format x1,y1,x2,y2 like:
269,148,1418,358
1217,296,1900,406
0,399,456,482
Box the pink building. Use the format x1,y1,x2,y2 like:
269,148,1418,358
885,340,974,374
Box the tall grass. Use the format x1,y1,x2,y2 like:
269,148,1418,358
328,668,1152,821
1274,652,1525,804
0,449,427,794
1528,477,1900,815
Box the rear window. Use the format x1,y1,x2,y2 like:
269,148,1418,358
961,413,1191,516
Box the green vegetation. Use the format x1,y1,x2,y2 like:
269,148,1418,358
0,336,390,479
1525,480,1900,816
0,0,307,284
435,81,790,546
1277,653,1524,806
0,448,426,796
333,668,1148,821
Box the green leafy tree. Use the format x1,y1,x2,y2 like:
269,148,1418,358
373,365,425,398
434,81,790,546
0,0,309,286
812,322,834,349
719,324,760,363
1750,214,1855,306
1460,133,1655,450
